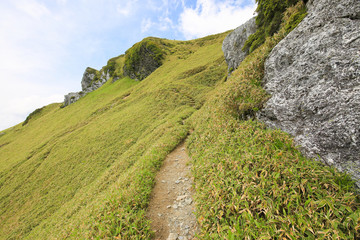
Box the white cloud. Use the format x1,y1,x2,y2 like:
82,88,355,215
0,93,64,131
0,79,65,130
14,0,50,19
57,0,67,5
141,18,153,33
159,16,173,31
141,15,174,33
0,1,81,131
179,0,256,39
116,1,138,16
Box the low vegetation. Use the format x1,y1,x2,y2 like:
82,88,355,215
0,1,359,239
187,2,360,239
22,107,45,126
0,33,228,239
243,0,307,53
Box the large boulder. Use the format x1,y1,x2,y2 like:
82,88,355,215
257,0,360,185
222,17,256,73
81,67,109,92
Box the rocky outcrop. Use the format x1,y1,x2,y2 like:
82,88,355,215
63,92,83,106
257,0,360,185
222,17,256,73
63,67,109,107
81,67,109,92
123,39,164,80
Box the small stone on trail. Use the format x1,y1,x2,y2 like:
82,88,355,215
185,198,192,205
167,233,178,240
162,180,166,183
167,205,172,209
175,180,180,184
158,213,162,217
172,204,178,209
176,195,186,201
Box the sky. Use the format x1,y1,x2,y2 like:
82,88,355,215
0,0,256,131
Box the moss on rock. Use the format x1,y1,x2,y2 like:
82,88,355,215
123,38,165,80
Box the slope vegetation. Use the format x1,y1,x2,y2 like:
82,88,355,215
187,2,360,239
0,34,228,239
0,2,359,239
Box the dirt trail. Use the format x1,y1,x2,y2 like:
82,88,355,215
147,143,198,240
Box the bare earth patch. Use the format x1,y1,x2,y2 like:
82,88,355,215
147,143,198,240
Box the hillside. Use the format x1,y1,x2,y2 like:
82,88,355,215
0,34,228,239
1,0,359,239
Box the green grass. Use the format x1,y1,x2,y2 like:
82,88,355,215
187,3,360,239
0,33,228,239
0,3,359,239
243,0,306,53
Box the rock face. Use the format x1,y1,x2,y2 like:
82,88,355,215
63,92,83,106
63,67,109,107
123,40,164,80
81,67,109,92
257,0,360,186
222,17,256,73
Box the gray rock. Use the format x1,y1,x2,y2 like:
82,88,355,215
63,92,84,106
81,67,109,92
222,17,256,73
81,67,97,91
63,67,109,107
257,0,360,186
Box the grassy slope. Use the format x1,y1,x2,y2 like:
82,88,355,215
0,34,228,239
1,3,359,239
187,3,360,239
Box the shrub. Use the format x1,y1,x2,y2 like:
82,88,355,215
23,107,45,126
243,0,307,53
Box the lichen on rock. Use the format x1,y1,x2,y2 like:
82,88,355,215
257,0,360,186
222,17,256,74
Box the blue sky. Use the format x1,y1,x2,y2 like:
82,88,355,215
0,0,256,131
